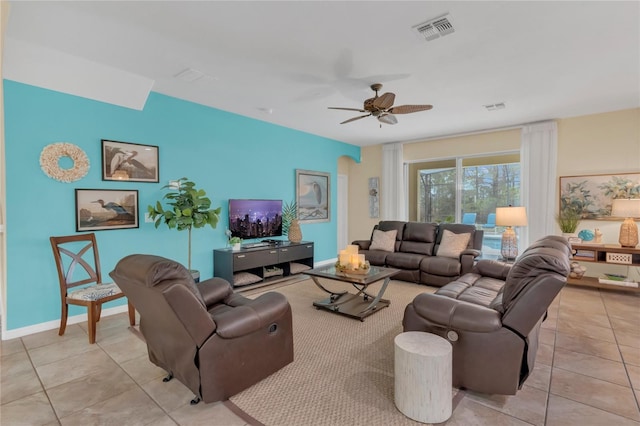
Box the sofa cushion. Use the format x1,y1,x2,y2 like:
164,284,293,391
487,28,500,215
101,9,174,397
361,250,390,266
399,222,438,255
400,222,437,255
370,229,397,252
437,230,471,258
420,256,462,277
403,222,438,242
434,273,505,309
385,252,424,270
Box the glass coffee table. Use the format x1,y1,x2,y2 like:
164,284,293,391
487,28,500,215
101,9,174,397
305,264,400,321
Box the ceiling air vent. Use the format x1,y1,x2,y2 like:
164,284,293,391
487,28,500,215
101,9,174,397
413,13,455,42
174,68,205,82
484,103,506,111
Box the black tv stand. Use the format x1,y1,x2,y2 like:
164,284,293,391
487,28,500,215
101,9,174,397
214,241,314,288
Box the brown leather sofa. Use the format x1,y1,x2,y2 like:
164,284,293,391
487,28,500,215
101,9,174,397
352,221,483,286
109,254,294,404
402,235,571,395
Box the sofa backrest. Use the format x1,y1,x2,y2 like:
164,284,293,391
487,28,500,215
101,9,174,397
434,223,483,252
399,222,438,255
500,235,571,336
110,254,216,347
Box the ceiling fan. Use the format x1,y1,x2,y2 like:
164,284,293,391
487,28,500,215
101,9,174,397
328,83,433,125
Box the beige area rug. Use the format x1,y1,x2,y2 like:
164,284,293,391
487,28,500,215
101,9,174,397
229,277,453,426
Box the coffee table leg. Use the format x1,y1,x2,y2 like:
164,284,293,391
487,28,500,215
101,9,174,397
359,277,392,314
310,277,348,301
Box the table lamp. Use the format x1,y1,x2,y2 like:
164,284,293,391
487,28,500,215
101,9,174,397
611,198,640,247
495,206,528,259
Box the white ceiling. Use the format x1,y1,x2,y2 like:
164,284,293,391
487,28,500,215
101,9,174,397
4,1,639,146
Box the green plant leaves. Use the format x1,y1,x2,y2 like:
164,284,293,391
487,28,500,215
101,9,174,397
282,200,297,235
147,177,221,232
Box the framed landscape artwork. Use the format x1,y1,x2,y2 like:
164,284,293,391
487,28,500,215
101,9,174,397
101,139,159,182
559,172,640,220
75,189,139,231
296,169,330,223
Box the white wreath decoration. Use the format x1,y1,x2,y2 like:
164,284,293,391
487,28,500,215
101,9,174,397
40,142,90,183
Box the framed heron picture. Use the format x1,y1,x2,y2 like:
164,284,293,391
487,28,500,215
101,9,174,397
75,189,139,231
296,169,330,223
101,139,159,182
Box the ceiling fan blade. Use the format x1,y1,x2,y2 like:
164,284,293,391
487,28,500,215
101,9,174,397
340,114,371,124
388,104,433,114
328,107,367,112
378,113,398,125
373,92,395,110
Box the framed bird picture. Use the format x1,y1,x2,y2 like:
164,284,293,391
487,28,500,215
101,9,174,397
101,139,159,182
75,189,139,231
296,169,330,223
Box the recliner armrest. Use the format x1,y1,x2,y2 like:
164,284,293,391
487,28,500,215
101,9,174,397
461,248,481,258
352,240,371,250
212,292,290,338
459,249,481,275
412,293,502,333
198,278,234,307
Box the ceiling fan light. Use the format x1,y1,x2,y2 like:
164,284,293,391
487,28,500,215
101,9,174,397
378,114,397,125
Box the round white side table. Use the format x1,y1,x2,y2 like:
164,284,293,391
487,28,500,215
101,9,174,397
394,331,452,423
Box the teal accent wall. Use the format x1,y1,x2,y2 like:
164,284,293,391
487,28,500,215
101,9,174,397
3,80,360,331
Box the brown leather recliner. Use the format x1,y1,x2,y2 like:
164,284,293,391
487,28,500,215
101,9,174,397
402,235,571,395
109,254,294,403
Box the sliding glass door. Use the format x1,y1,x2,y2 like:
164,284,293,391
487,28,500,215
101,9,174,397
411,153,521,257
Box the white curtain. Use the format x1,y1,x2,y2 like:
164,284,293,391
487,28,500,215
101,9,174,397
382,142,407,220
520,121,558,249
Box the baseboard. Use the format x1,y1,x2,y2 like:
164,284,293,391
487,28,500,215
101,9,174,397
315,257,336,267
2,259,339,340
2,304,130,340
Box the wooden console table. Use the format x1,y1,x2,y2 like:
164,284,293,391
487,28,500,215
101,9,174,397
569,243,640,292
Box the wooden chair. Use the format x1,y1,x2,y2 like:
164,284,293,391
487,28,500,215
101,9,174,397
50,233,135,344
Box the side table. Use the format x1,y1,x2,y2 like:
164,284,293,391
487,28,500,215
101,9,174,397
394,331,452,423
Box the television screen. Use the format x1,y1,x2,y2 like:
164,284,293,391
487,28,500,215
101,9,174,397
228,199,283,239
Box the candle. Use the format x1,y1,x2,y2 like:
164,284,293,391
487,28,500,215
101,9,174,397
358,254,365,266
346,244,359,255
350,254,359,269
339,251,350,266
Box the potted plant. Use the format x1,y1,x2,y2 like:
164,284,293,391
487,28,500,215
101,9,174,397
282,200,301,242
229,236,242,251
147,177,221,281
282,200,297,235
556,208,581,235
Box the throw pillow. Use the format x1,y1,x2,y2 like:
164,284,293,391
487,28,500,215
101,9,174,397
369,229,397,252
233,271,262,286
437,230,471,258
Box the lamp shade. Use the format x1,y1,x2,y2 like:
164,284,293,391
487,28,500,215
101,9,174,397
611,198,640,218
495,206,528,227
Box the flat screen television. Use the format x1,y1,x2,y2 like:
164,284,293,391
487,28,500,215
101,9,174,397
228,199,283,239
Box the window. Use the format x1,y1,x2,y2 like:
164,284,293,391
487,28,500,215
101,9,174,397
411,153,521,257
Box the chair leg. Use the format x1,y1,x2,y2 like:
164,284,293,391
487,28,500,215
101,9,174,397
96,304,102,322
127,300,136,326
87,302,97,344
59,302,68,336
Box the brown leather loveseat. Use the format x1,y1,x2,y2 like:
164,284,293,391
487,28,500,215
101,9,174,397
110,254,294,404
402,235,571,395
353,221,483,286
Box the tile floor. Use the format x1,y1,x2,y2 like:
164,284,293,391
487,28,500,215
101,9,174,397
1,283,639,425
